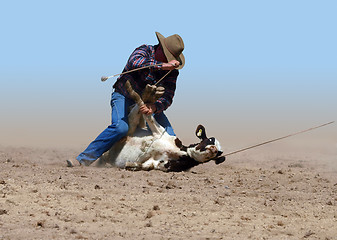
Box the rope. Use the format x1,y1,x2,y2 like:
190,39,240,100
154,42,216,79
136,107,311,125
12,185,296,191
223,121,334,157
113,63,163,78
134,128,167,163
154,70,172,86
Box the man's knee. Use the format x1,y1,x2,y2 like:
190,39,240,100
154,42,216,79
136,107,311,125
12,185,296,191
115,121,129,137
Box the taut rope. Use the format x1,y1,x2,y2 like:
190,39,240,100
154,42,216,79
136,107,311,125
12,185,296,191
223,121,334,157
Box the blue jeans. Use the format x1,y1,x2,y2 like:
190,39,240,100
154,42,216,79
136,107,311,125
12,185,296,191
77,92,175,164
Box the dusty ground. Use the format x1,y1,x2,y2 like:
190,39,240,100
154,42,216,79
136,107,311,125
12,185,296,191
0,144,336,240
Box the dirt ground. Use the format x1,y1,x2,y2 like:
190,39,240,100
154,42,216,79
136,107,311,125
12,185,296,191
0,143,336,240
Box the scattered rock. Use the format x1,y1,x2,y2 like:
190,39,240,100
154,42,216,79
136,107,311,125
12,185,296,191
153,205,160,211
204,178,211,184
303,230,315,238
145,211,155,219
0,209,8,215
259,176,265,181
224,192,231,197
277,221,284,226
36,220,45,228
94,185,102,190
144,221,152,227
147,180,154,186
288,163,304,168
240,216,251,221
165,181,176,189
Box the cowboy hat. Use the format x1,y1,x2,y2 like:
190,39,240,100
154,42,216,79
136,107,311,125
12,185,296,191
155,32,185,69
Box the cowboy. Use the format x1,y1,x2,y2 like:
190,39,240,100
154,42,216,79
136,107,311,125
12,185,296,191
74,32,185,166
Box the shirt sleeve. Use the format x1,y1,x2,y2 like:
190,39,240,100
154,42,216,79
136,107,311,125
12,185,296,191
155,70,179,113
126,45,162,70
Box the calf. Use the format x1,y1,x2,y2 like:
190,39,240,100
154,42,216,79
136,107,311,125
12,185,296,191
97,81,225,172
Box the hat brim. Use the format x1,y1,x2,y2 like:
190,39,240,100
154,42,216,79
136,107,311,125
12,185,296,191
156,32,185,70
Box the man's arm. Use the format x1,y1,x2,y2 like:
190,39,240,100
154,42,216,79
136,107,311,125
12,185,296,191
154,70,178,113
126,45,161,70
139,70,179,115
127,45,179,71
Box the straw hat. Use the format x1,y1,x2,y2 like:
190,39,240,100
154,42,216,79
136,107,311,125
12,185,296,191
155,32,185,69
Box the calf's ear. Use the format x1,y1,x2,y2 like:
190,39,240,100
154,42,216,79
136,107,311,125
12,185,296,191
174,138,183,148
196,125,207,140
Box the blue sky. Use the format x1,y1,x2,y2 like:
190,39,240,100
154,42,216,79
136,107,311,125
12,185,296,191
1,0,336,148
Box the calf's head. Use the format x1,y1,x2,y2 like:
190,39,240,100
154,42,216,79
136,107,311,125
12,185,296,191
186,125,225,164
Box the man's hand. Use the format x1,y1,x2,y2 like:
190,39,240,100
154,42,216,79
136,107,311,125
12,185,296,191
161,60,180,70
139,103,157,115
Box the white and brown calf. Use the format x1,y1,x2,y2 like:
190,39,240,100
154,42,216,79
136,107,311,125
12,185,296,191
97,81,225,172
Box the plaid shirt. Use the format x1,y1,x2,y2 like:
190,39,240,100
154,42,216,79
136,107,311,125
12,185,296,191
113,44,179,113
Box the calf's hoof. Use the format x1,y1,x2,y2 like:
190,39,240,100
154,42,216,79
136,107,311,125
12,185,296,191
125,162,142,171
